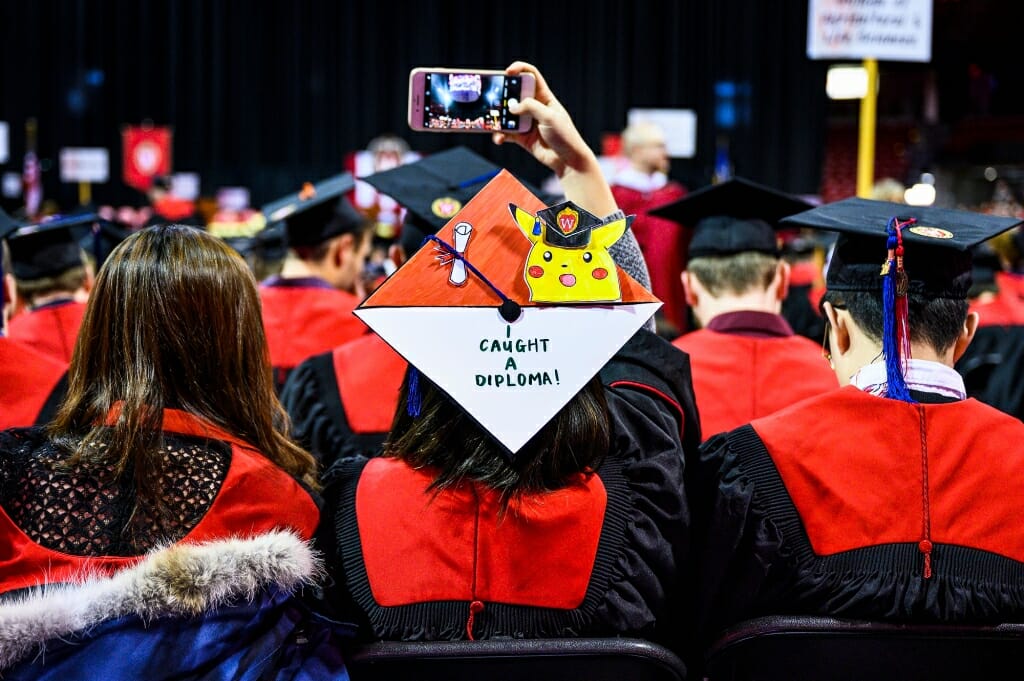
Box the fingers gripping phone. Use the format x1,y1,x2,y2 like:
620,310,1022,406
408,68,536,134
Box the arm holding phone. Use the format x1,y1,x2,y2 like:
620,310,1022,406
493,62,653,307
491,61,618,219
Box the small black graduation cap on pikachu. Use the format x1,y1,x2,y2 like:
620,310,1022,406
649,176,814,260
355,170,660,455
781,197,1024,402
509,201,634,303
260,172,365,249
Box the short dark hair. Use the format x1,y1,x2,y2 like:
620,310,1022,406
822,288,968,355
688,251,779,297
384,370,610,509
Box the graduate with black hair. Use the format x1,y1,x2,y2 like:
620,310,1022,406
688,198,1024,663
652,178,837,441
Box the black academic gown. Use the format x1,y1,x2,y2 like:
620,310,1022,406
689,384,1024,676
315,329,701,654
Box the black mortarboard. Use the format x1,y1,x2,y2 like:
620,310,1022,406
8,213,99,280
361,147,501,235
361,147,554,258
531,201,607,249
781,197,1024,299
781,197,1024,402
260,173,364,248
969,241,1003,294
649,177,814,260
74,218,131,271
255,221,288,261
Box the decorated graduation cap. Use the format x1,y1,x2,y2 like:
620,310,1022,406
359,146,553,258
649,176,814,260
8,213,103,280
260,172,364,248
781,196,1024,401
355,170,658,455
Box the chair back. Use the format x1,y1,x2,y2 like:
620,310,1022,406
347,637,688,681
703,614,1024,681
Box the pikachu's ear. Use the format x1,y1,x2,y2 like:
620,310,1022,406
591,215,631,249
510,204,542,243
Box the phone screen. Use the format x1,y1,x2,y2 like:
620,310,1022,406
421,72,525,132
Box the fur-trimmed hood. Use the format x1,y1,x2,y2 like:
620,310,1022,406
0,531,321,671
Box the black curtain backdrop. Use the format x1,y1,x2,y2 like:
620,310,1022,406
0,0,828,211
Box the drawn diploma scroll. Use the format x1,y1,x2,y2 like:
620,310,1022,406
449,221,473,286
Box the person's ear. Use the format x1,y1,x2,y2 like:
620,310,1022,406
333,233,355,268
771,260,791,302
823,301,852,356
2,273,16,322
952,311,980,362
681,270,698,306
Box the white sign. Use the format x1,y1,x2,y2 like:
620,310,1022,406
0,122,8,164
1,172,20,198
807,0,933,63
59,147,110,183
217,186,250,211
171,172,200,200
627,108,697,159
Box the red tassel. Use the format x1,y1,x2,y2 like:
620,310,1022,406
919,540,933,579
893,225,912,371
465,600,484,640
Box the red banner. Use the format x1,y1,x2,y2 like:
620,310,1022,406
122,126,172,191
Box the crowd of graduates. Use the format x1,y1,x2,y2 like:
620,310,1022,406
3,62,1024,679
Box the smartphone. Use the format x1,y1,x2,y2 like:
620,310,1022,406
408,68,536,134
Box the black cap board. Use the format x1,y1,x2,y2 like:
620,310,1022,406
8,213,100,280
781,197,1024,299
76,218,131,271
648,177,814,260
532,201,607,249
360,146,555,257
360,147,501,234
260,173,365,248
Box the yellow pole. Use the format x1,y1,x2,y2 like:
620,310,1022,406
78,181,91,206
856,58,878,199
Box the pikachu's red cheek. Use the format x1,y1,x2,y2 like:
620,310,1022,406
591,268,608,280
528,266,545,278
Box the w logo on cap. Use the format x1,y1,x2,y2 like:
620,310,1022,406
557,207,579,234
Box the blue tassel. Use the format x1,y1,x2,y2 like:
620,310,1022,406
881,221,914,403
407,366,422,417
532,219,541,236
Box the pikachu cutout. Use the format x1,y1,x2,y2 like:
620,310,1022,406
509,201,633,303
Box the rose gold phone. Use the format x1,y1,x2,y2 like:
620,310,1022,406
408,68,536,134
